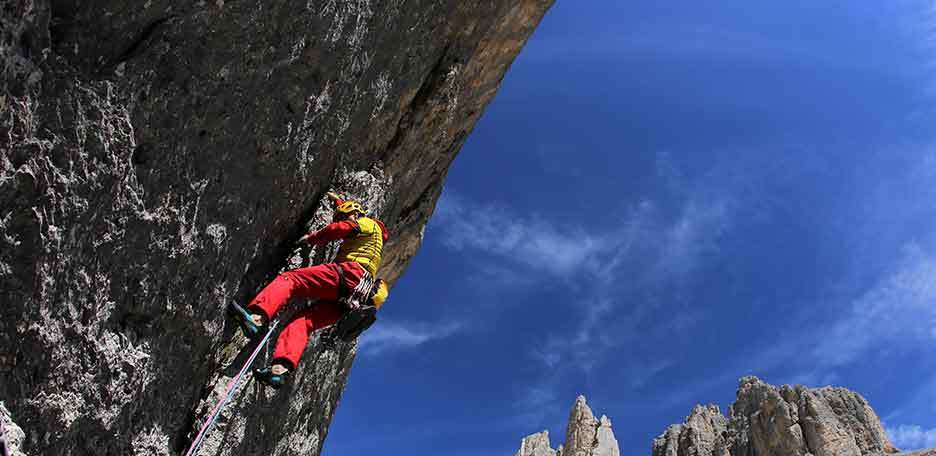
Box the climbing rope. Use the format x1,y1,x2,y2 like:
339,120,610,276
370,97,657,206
184,319,280,456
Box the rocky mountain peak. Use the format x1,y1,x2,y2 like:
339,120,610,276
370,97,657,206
517,396,620,456
517,431,558,456
654,376,930,456
517,378,934,456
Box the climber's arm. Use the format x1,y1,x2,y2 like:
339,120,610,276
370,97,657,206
301,220,360,245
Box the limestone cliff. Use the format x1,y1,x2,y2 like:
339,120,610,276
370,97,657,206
653,377,935,456
515,378,936,456
0,0,553,454
517,396,621,456
654,377,912,456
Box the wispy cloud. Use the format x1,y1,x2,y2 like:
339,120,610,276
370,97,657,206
884,373,936,426
650,196,731,280
544,195,732,373
358,321,461,355
434,191,731,291
887,424,936,450
432,182,734,428
509,384,563,429
622,358,675,389
706,242,936,395
434,194,613,277
810,243,936,368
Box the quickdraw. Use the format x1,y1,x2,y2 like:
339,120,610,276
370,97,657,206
335,264,377,311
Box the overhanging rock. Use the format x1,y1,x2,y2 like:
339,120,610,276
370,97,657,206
0,1,554,454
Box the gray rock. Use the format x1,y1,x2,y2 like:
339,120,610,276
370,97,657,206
730,379,811,456
653,377,918,456
518,381,931,456
517,396,620,456
1,0,554,454
594,415,622,456
564,396,601,456
1,402,27,456
892,450,936,456
517,431,557,456
652,405,729,456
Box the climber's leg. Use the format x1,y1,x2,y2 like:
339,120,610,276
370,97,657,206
247,263,358,321
255,301,344,388
271,301,344,370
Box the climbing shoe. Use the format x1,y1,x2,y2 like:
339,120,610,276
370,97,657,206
254,366,288,389
227,302,264,338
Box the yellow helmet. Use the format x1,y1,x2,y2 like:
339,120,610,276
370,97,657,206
336,200,366,215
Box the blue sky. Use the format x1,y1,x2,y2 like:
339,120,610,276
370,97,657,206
326,1,936,454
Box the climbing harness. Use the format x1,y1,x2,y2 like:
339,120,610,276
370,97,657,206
337,265,377,311
329,265,379,342
183,318,280,456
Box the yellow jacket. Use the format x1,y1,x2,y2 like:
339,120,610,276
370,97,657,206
334,216,386,276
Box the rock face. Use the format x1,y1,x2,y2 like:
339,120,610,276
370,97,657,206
1,402,27,456
653,377,933,456
653,405,730,456
517,379,935,456
1,0,553,454
517,396,621,456
517,431,558,456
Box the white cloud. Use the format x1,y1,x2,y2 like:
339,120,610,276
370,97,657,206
432,162,734,392
357,321,461,355
515,385,560,418
433,194,613,277
623,358,675,389
434,191,731,290
705,243,936,395
811,244,936,367
495,382,566,433
530,296,617,375
887,424,936,450
654,196,731,279
541,196,731,373
884,373,936,426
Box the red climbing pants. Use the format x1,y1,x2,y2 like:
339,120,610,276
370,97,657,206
247,262,365,369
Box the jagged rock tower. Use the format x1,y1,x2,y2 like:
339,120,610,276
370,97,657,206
517,396,621,456
0,0,554,454
654,377,933,456
515,378,936,456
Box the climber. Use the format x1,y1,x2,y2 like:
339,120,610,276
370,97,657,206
232,192,389,388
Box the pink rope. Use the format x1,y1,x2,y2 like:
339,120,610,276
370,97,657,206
184,320,279,456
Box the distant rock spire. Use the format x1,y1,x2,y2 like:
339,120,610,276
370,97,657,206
652,376,921,456
516,431,557,456
516,396,620,456
515,378,936,456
